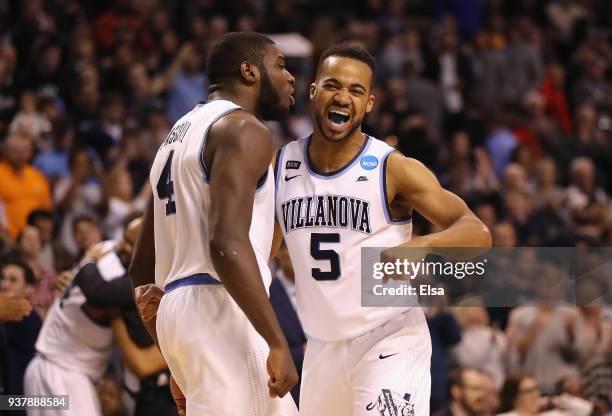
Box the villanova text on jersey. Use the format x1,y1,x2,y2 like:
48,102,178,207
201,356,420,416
280,194,372,234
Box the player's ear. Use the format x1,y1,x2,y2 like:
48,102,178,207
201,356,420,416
309,83,317,100
240,61,259,84
365,93,375,113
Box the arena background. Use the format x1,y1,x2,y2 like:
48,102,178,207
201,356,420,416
0,0,611,415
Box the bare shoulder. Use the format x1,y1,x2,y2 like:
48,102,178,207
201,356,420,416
207,110,273,159
210,110,271,145
386,151,437,189
387,151,428,174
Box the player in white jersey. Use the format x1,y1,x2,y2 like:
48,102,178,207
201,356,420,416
273,43,492,416
128,32,298,415
24,222,138,416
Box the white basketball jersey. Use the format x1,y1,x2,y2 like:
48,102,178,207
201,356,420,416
150,100,275,288
275,135,419,341
35,241,124,380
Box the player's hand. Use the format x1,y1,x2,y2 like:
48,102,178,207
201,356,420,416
170,376,186,416
134,284,164,323
84,243,110,263
55,270,74,294
0,293,32,321
266,344,298,398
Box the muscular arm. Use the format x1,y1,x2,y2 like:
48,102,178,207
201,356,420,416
387,152,492,251
73,265,134,309
127,196,158,343
112,318,167,378
206,112,288,349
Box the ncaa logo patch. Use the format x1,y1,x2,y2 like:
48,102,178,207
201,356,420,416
360,155,378,170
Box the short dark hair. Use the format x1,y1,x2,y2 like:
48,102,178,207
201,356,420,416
206,32,275,85
27,209,53,225
1,256,37,285
318,42,377,76
72,214,101,233
499,373,532,412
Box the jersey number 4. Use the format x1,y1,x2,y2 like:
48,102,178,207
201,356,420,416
156,150,177,215
310,233,341,280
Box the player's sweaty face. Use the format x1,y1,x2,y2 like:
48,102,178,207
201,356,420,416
257,44,295,120
311,56,374,142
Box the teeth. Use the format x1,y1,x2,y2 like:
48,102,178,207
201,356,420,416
330,110,349,116
328,110,349,125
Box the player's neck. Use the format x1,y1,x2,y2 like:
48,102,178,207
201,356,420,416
207,89,257,117
309,129,367,173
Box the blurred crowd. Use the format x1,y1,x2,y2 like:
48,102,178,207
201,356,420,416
0,0,611,415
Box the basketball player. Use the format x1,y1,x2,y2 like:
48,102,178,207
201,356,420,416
24,219,141,416
273,43,492,416
128,32,298,415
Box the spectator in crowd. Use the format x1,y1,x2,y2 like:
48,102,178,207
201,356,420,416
497,373,593,416
72,214,104,257
103,164,150,242
452,304,509,389
33,124,75,185
165,43,207,123
0,132,52,239
11,225,57,318
563,157,610,241
433,368,491,416
497,374,543,416
506,263,580,394
428,302,462,411
54,148,104,254
0,258,42,397
26,210,74,272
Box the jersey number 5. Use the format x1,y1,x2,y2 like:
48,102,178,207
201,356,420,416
310,233,341,280
156,150,177,215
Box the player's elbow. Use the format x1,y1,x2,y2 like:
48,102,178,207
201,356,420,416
478,224,493,248
209,235,247,271
466,215,492,248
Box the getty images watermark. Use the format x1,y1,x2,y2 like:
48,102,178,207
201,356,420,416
361,247,612,308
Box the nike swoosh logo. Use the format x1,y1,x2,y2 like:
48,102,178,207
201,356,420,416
366,402,375,411
379,353,399,360
285,175,301,181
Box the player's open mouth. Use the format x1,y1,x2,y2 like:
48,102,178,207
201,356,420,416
289,90,295,105
326,109,350,132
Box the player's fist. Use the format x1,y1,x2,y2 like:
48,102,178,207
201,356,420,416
266,344,298,398
134,284,164,323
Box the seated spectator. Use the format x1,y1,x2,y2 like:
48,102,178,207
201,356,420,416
563,157,610,241
497,373,592,416
0,258,42,396
497,374,543,416
433,368,490,416
0,132,52,239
